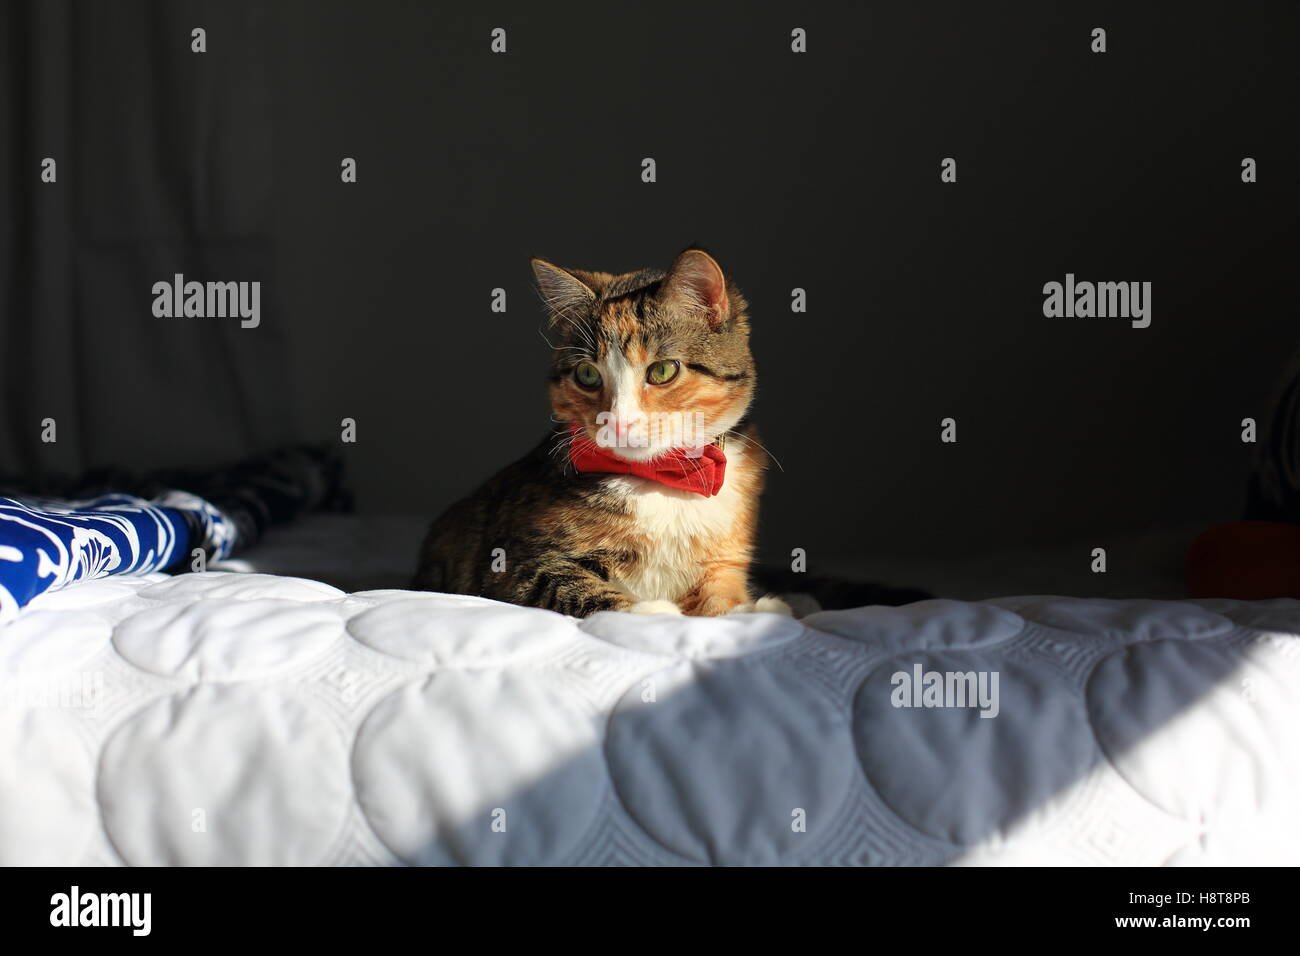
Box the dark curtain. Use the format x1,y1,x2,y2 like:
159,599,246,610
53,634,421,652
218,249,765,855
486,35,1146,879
1248,348,1300,523
0,0,294,484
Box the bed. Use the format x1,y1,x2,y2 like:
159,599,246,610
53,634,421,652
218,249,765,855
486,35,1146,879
3,553,1298,866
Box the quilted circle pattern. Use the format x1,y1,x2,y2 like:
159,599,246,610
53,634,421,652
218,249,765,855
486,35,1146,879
0,708,97,865
0,609,111,673
853,651,1094,846
1013,598,1234,643
353,670,604,865
134,571,342,604
347,597,576,667
803,599,1024,650
4,572,1300,865
605,658,854,864
113,599,342,679
1086,638,1300,862
581,607,803,658
98,684,350,865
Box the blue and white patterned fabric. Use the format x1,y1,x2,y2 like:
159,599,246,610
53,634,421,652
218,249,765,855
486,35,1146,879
0,492,236,623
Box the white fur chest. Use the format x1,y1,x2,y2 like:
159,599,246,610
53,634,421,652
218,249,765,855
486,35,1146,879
602,450,747,603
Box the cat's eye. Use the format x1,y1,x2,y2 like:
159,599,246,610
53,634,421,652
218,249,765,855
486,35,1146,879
573,362,602,389
646,360,680,386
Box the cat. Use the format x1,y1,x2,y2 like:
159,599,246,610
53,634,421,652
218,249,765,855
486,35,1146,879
411,247,790,617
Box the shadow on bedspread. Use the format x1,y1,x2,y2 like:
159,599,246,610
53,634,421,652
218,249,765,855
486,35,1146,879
340,597,1299,866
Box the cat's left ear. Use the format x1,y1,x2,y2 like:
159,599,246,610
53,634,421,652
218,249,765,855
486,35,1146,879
531,258,596,324
660,249,729,330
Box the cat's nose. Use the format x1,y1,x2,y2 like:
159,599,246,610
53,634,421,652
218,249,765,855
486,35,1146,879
607,411,648,447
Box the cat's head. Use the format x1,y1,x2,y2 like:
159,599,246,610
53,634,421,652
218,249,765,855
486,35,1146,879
534,248,755,463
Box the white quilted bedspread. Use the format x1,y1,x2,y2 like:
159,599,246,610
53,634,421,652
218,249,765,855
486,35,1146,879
1,571,1298,866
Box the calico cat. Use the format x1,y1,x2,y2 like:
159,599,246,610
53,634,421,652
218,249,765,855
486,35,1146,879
412,247,790,617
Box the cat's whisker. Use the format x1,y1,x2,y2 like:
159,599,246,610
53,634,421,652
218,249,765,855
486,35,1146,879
562,324,598,354
686,449,712,482
548,428,576,457
728,429,784,471
540,329,589,356
533,285,599,352
556,309,599,351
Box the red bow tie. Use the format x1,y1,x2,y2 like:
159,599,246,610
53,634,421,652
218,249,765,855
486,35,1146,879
567,423,727,496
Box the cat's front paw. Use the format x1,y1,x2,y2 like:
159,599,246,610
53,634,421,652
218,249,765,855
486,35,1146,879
627,599,683,615
692,594,748,616
726,594,795,617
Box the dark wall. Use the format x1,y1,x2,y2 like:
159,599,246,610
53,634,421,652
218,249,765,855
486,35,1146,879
5,0,1298,571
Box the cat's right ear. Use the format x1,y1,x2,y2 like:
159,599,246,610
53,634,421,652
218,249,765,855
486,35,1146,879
531,259,596,324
